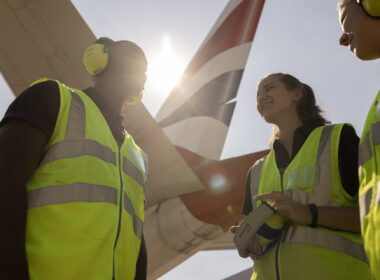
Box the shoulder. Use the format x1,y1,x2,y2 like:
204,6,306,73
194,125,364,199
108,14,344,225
23,79,60,95
13,80,61,107
337,124,359,156
332,123,359,143
246,155,268,183
251,154,268,171
12,79,61,116
0,80,61,139
340,124,358,139
322,123,358,141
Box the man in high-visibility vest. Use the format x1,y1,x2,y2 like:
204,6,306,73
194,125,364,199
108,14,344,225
338,0,380,278
0,37,148,280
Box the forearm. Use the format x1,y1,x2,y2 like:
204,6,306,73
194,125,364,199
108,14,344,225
285,204,361,233
0,174,29,279
135,234,147,280
315,206,360,233
0,120,48,280
254,192,361,233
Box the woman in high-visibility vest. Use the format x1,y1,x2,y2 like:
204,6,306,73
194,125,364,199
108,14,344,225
241,73,370,279
337,0,380,278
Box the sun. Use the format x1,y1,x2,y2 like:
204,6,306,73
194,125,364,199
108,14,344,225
146,34,186,95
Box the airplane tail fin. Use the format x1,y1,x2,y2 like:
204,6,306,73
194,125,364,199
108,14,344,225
156,0,265,160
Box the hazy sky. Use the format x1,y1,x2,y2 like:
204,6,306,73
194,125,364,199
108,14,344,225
71,0,380,160
1,0,379,279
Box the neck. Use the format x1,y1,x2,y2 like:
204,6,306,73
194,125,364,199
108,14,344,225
93,82,124,115
276,112,303,156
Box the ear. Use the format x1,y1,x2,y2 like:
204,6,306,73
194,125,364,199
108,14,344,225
292,87,303,102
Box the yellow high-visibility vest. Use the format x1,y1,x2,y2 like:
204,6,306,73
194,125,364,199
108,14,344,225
359,91,380,280
25,80,148,280
249,124,369,280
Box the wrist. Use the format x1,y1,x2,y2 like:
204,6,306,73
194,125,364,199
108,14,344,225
307,204,318,228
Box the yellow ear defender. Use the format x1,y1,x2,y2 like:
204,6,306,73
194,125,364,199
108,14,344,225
83,38,113,75
358,0,380,17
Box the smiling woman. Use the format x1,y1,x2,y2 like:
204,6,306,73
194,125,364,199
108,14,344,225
146,34,186,94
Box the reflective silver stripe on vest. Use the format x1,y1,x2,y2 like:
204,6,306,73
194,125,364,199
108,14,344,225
359,122,380,166
359,134,372,166
28,184,118,208
142,151,149,184
312,125,334,201
124,194,143,239
359,188,373,222
284,226,367,263
372,122,380,145
66,91,86,140
250,159,265,209
318,125,334,152
123,157,145,187
41,140,117,165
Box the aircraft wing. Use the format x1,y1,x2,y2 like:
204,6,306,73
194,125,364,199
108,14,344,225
0,0,94,93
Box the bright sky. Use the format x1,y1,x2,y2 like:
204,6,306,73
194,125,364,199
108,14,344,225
1,0,379,279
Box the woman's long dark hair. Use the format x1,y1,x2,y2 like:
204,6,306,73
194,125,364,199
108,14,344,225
261,73,330,145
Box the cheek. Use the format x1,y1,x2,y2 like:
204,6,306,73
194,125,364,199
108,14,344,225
256,103,262,115
114,75,145,88
352,27,377,59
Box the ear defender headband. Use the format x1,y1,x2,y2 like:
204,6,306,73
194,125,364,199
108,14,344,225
357,0,380,17
83,37,114,76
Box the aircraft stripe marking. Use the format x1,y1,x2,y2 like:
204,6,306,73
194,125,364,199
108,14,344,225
162,116,228,160
200,0,245,48
156,43,251,122
158,70,242,128
184,0,264,77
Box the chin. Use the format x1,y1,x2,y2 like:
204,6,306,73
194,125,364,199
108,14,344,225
355,52,373,60
262,115,276,124
355,48,379,60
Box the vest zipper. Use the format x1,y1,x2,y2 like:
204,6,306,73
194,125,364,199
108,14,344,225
275,168,286,280
113,147,124,279
274,240,281,280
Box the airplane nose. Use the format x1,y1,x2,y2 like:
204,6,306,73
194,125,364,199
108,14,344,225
339,32,352,46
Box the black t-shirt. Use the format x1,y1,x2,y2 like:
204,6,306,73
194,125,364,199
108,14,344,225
0,80,125,143
0,80,60,139
242,124,360,215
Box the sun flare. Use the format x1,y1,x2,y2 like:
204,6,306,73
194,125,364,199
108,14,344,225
146,34,186,95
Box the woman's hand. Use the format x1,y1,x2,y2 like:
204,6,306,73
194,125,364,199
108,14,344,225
254,191,312,226
247,234,265,260
230,226,265,260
